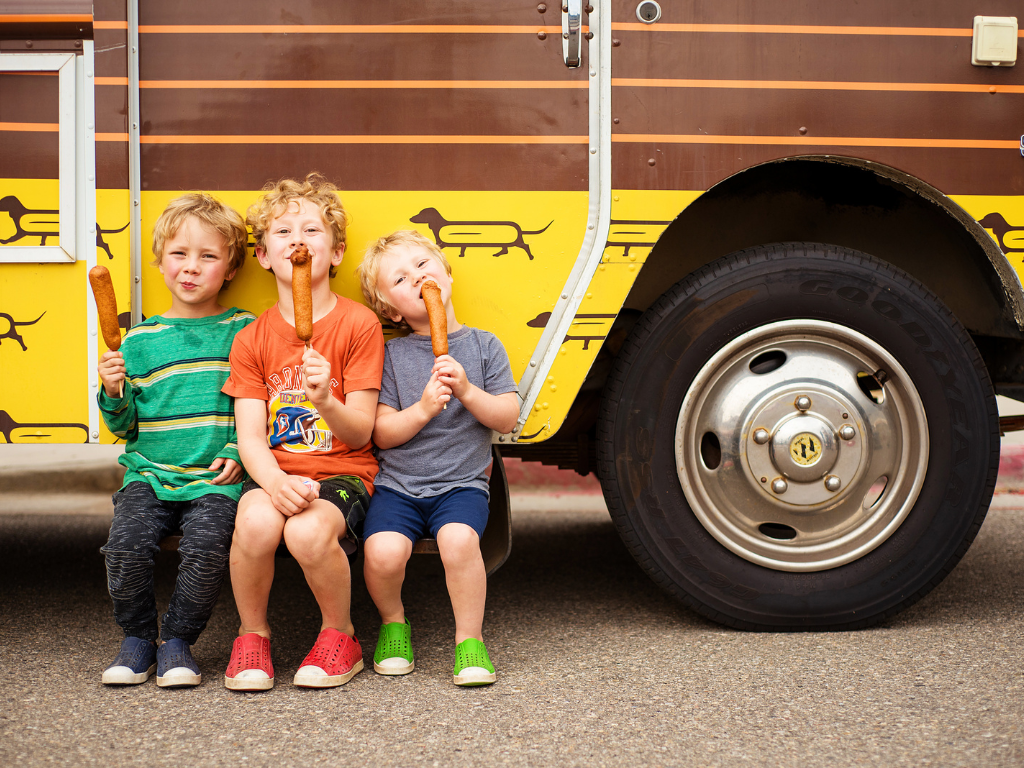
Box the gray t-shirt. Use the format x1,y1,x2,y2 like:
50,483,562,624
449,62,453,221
375,326,518,497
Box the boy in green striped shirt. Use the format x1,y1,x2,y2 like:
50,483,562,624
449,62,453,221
97,193,255,688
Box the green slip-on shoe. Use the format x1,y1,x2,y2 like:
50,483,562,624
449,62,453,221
373,619,414,675
453,638,496,687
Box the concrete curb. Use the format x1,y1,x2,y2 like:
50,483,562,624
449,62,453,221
0,464,126,495
0,454,601,496
3,448,1024,497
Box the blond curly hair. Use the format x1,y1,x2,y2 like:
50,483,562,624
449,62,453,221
247,172,348,278
357,230,452,328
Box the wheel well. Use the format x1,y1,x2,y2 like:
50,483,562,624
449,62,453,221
626,156,1024,339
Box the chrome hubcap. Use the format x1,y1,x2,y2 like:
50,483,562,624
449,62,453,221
675,320,928,572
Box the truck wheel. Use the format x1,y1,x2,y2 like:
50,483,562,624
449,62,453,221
596,243,998,630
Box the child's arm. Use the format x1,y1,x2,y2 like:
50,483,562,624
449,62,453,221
301,347,379,448
372,370,452,449
96,350,137,438
235,397,318,515
434,355,520,434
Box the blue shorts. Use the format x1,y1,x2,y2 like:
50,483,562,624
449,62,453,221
363,486,489,543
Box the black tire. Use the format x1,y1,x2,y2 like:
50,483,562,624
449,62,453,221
596,243,999,630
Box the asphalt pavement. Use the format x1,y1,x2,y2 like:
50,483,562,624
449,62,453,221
0,441,1022,767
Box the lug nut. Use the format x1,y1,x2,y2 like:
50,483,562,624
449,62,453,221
795,395,811,411
839,425,855,441
753,428,770,445
825,475,842,492
771,478,788,494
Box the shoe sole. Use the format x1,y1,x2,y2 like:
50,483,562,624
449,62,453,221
102,664,156,685
373,658,414,676
293,659,364,688
224,675,274,691
157,670,202,687
453,669,496,687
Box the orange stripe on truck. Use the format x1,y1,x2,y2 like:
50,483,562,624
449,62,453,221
130,134,589,144
138,80,587,89
0,122,58,132
611,22,975,36
612,78,1024,95
613,134,1021,149
139,24,568,34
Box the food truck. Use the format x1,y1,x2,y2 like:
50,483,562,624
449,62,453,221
1,0,1021,630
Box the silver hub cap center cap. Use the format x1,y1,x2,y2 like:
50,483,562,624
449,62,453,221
770,415,837,481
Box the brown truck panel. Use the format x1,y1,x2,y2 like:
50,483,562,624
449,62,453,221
610,0,1024,27
137,143,588,192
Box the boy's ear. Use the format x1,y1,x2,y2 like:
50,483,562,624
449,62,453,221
331,242,346,266
386,309,404,324
255,247,272,270
224,267,239,283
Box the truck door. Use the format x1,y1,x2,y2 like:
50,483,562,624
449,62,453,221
1,8,103,444
131,1,595,423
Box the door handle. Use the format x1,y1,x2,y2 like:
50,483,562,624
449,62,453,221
562,0,582,68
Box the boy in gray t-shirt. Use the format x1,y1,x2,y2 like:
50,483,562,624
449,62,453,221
358,230,519,686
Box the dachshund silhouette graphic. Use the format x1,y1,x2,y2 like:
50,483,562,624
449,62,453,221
0,195,128,259
0,311,45,351
410,207,552,260
980,212,1024,254
606,218,673,259
527,311,615,351
0,410,88,443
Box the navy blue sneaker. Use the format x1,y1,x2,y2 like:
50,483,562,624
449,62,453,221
102,636,156,685
156,638,202,688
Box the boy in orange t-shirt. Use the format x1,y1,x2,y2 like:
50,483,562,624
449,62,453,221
221,173,384,691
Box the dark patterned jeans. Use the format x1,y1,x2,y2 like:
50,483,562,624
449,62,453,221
101,481,237,644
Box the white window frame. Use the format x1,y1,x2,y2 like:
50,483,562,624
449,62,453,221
0,52,78,263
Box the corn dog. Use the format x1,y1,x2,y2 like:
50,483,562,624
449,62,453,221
89,266,121,351
421,280,447,357
290,244,313,348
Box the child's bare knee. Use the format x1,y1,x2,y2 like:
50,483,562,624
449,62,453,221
364,533,412,574
282,513,339,563
233,496,283,554
436,523,481,565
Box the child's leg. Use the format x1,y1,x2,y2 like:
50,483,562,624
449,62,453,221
161,492,236,644
436,522,487,644
229,489,285,637
100,482,177,641
282,499,356,636
363,532,414,624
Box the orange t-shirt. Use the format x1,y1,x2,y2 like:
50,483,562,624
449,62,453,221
223,294,384,490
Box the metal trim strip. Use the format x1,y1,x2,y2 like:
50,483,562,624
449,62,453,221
128,0,142,328
513,1,612,436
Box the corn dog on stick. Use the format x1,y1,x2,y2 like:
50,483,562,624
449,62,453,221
290,244,313,349
88,265,124,397
421,280,447,357
421,280,448,409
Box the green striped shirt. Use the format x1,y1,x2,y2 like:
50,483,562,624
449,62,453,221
98,307,256,501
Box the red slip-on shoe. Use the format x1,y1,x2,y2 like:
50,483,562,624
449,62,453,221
224,633,274,691
293,628,364,688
